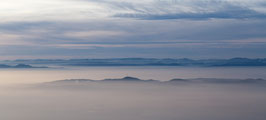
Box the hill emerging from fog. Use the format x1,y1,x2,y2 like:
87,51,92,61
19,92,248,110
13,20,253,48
40,77,266,87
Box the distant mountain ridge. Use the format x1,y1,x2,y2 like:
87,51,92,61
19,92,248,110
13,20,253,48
2,58,266,67
0,64,47,68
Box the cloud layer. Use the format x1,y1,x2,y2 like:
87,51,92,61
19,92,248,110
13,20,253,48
0,0,266,59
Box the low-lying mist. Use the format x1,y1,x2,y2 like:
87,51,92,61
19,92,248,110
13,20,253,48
1,77,266,120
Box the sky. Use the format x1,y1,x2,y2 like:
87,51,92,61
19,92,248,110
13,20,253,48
0,0,266,59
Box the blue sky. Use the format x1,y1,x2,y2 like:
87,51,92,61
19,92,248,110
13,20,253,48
0,0,266,59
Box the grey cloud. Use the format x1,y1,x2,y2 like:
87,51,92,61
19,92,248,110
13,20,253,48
114,9,266,20
113,1,266,20
1,19,266,44
1,14,266,58
1,18,266,43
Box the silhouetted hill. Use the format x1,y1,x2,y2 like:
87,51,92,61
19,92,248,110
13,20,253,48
45,77,158,85
41,77,266,87
168,78,266,84
103,76,141,82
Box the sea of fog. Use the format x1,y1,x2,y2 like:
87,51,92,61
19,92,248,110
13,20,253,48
0,66,266,85
0,66,266,120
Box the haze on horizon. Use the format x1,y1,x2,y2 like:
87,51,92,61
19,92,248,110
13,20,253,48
1,0,266,59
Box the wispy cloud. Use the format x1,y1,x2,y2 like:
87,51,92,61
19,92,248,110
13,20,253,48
112,0,266,20
1,0,266,58
1,0,266,22
114,7,266,20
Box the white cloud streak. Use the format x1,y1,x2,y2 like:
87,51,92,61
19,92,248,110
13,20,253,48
0,0,266,22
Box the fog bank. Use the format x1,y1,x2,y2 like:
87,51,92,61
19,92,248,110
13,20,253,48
0,77,266,120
